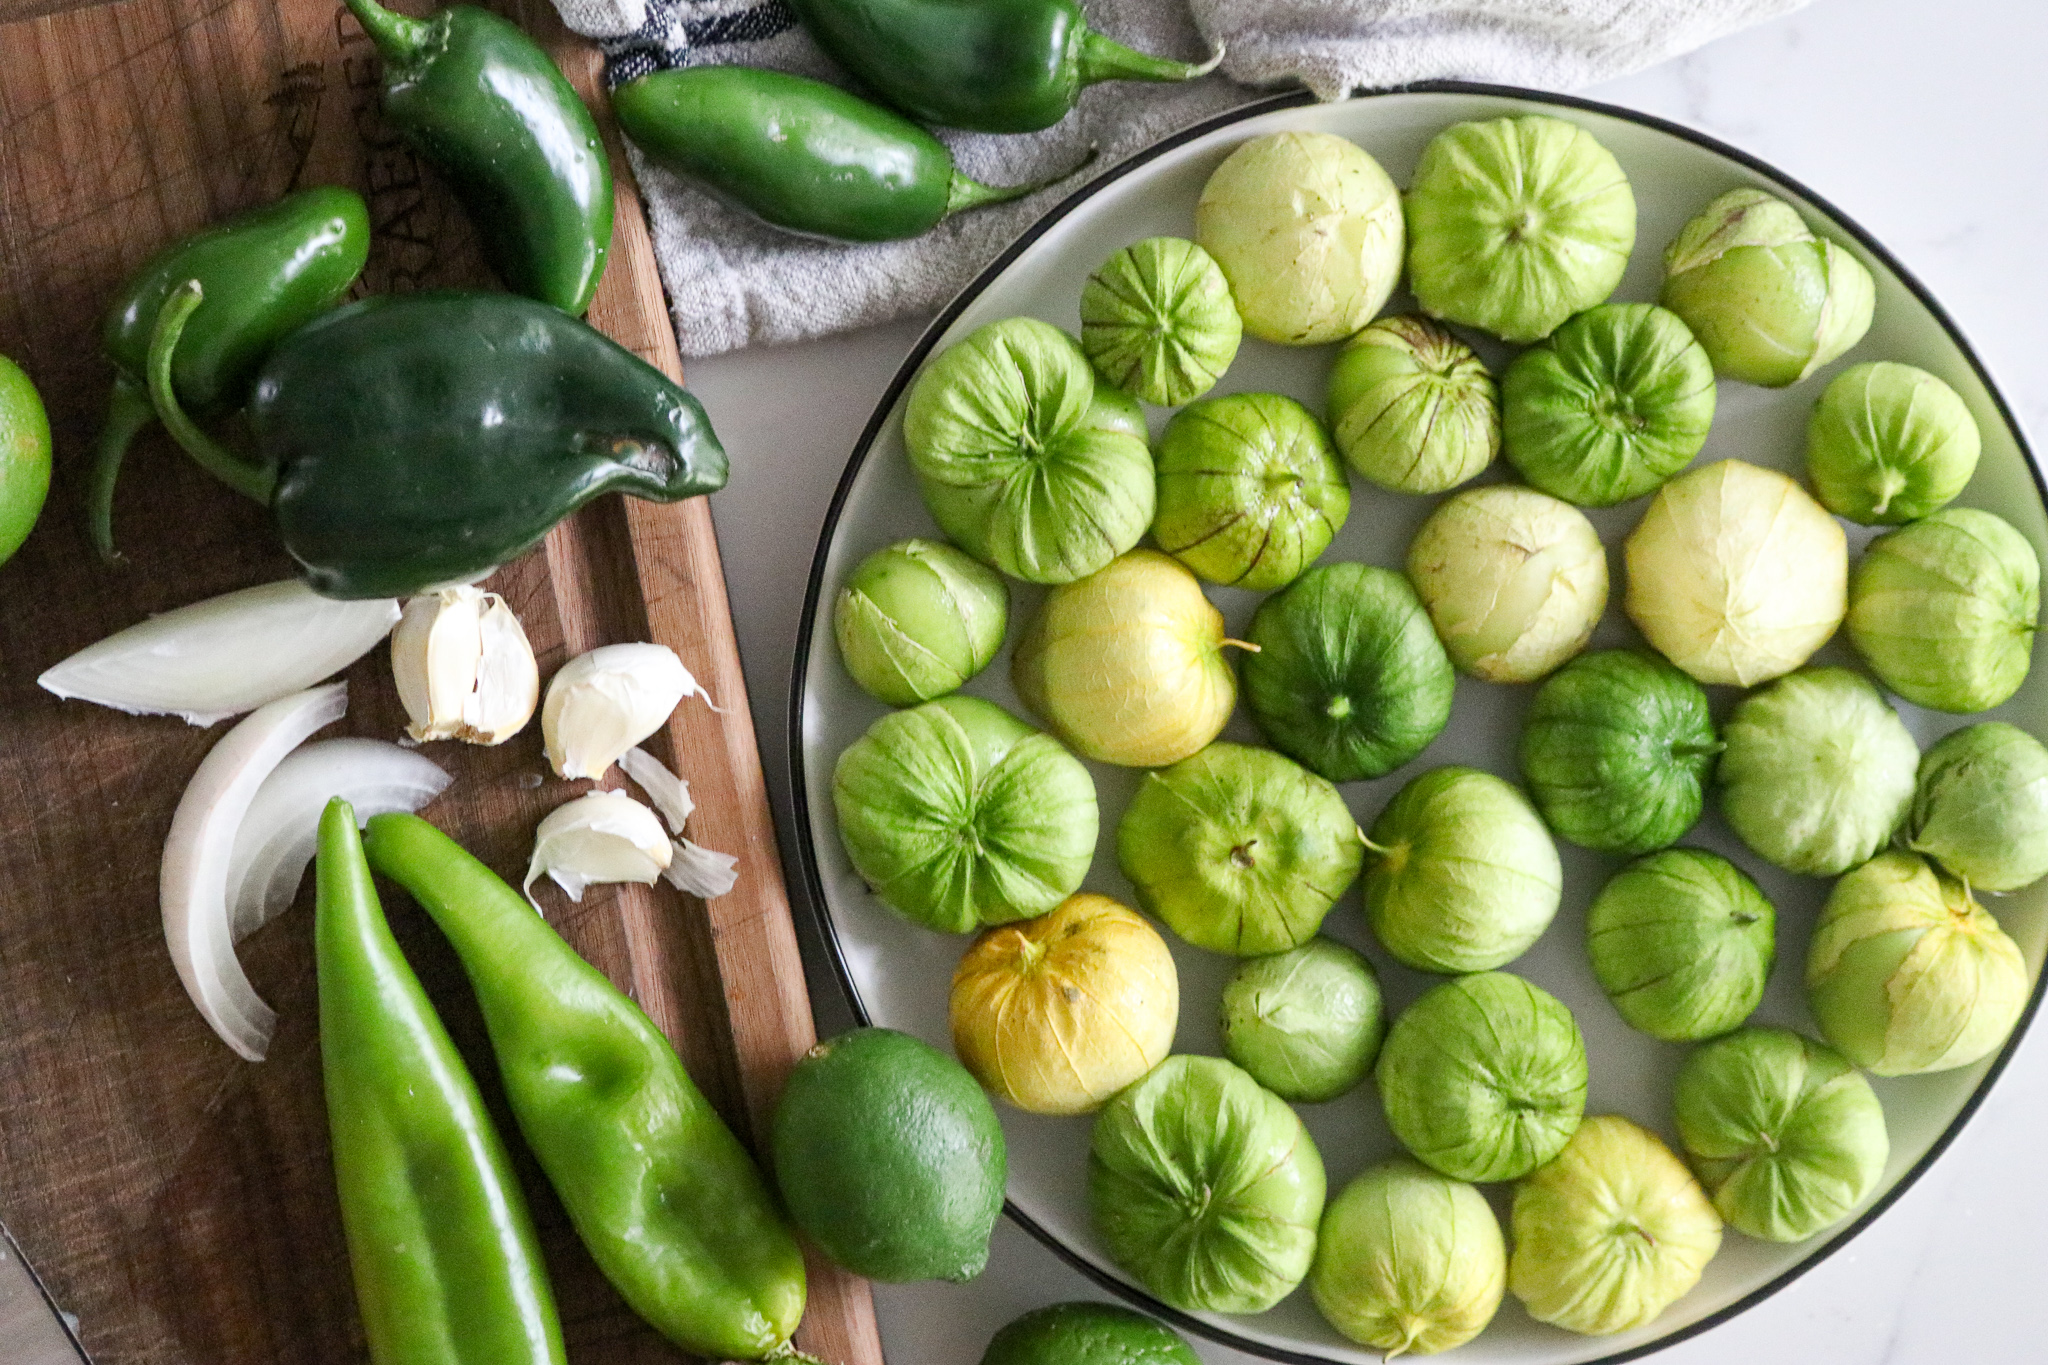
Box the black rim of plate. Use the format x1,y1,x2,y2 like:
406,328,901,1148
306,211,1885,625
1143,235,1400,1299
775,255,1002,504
784,79,2048,1365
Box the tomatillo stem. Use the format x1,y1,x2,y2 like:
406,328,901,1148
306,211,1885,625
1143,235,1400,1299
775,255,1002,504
144,281,277,505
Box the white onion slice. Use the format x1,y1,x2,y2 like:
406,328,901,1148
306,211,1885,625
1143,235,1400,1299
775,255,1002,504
226,739,451,941
619,745,694,832
40,580,399,726
162,683,347,1061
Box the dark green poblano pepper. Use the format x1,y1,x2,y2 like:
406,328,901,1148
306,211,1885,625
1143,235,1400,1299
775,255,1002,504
345,0,613,314
362,813,809,1361
789,0,1221,133
611,66,1089,243
147,284,725,599
315,799,567,1365
91,186,369,561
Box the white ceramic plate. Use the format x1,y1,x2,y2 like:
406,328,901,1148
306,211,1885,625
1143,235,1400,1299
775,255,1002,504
789,85,2048,1364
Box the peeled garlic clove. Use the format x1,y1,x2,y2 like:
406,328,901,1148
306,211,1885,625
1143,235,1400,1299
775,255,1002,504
524,791,673,906
543,643,717,780
391,587,539,745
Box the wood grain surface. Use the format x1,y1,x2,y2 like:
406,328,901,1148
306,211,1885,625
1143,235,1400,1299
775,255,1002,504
0,1,884,1362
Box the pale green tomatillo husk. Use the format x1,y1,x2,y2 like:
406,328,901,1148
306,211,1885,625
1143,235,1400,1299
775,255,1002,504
1586,848,1774,1043
1080,236,1242,406
1806,361,1979,525
1805,851,2027,1076
1906,721,2048,892
1220,937,1383,1104
1310,1158,1505,1357
833,538,1008,706
1326,315,1499,494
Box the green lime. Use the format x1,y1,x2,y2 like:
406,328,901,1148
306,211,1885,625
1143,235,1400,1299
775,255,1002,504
981,1301,1200,1365
0,353,51,566
770,1026,1005,1283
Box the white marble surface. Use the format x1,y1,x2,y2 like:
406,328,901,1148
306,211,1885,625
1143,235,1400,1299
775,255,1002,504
685,1,2048,1360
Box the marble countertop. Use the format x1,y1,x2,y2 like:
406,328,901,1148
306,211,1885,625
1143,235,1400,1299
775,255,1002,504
685,1,2048,1360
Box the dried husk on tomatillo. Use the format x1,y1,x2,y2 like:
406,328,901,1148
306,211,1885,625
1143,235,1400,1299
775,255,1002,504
1624,460,1846,687
1716,667,1919,877
1243,563,1453,784
1326,315,1499,494
1195,131,1404,346
1363,767,1561,975
1660,188,1874,388
1375,972,1587,1183
1090,1055,1327,1314
903,316,1154,584
1674,1027,1888,1243
1080,236,1242,406
833,538,1008,706
1310,1158,1506,1357
1405,485,1608,683
1806,851,2027,1077
1404,115,1636,343
950,893,1178,1115
1152,392,1350,591
1586,849,1775,1043
1501,302,1716,508
1807,362,1980,525
1906,722,2048,892
1517,649,1720,856
1508,1115,1722,1336
832,696,1097,933
1847,507,2041,714
1220,937,1383,1104
1117,743,1364,958
1012,550,1240,768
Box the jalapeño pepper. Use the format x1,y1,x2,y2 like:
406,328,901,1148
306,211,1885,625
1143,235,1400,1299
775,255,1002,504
315,799,566,1365
362,813,809,1361
147,285,725,598
611,66,1089,242
90,186,369,561
789,0,1221,133
345,0,612,314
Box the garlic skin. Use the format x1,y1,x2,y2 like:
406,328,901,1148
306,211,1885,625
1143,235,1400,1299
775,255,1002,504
618,745,740,900
524,790,673,905
390,587,539,745
543,643,715,780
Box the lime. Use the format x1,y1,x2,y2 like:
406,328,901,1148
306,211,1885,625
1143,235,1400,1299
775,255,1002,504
981,1301,1200,1365
770,1026,1005,1283
0,353,51,566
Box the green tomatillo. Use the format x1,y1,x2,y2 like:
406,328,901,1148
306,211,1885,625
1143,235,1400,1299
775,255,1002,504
1847,507,2041,713
1502,302,1717,507
1404,115,1636,343
1905,722,2048,892
1326,315,1500,494
833,538,1008,706
1080,236,1242,406
1660,187,1875,387
1517,649,1720,856
1673,1027,1888,1243
1219,938,1384,1104
1242,562,1454,783
1586,849,1775,1043
1152,392,1349,591
1117,742,1364,957
1807,362,1980,524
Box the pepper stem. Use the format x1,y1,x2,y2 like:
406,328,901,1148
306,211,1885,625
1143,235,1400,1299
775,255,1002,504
341,0,431,63
1078,30,1224,88
144,281,277,505
87,375,158,563
944,145,1101,220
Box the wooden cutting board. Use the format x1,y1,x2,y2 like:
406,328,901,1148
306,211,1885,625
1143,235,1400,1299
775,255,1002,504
0,2,885,1362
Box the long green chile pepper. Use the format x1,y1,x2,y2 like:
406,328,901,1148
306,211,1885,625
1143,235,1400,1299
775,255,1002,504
345,0,612,314
789,0,1221,133
90,186,368,560
611,66,1091,242
315,799,566,1365
362,813,810,1362
147,286,725,599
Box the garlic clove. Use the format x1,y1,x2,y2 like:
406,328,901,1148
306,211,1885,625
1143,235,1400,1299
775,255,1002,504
542,643,718,780
523,790,673,907
391,587,539,745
